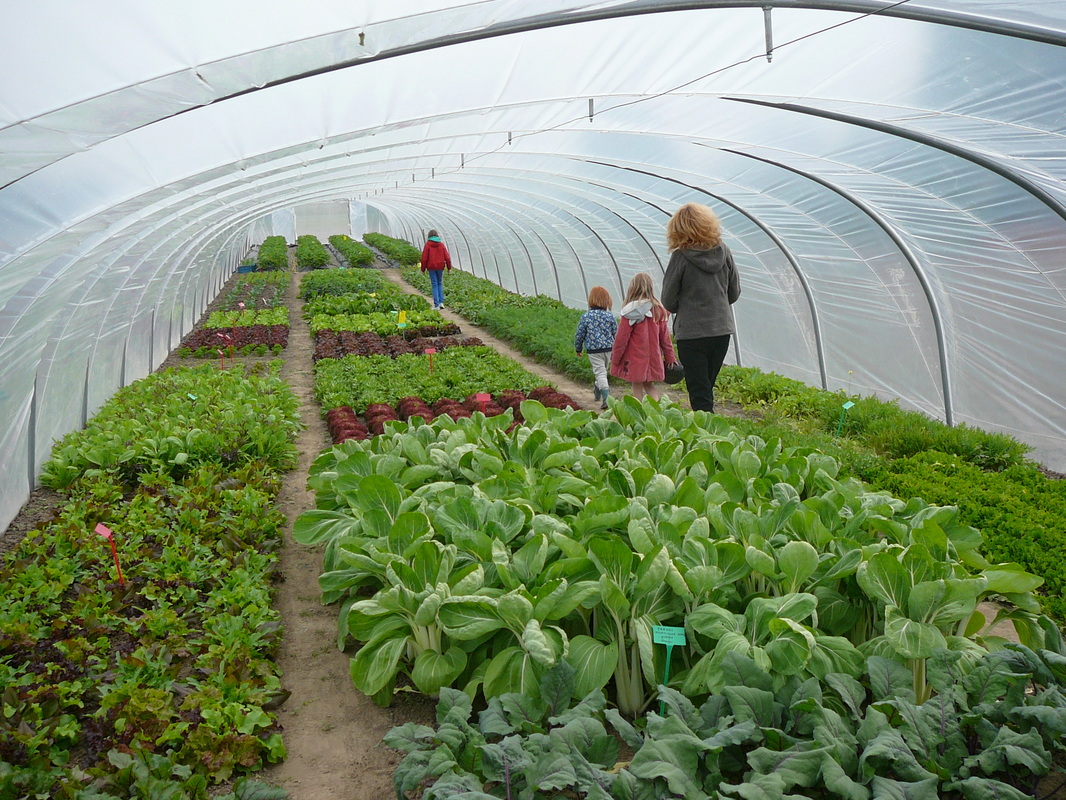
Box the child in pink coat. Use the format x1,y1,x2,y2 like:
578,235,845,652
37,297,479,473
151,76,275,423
610,272,678,401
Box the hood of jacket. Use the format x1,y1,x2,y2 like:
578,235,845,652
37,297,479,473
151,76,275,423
680,245,729,275
425,239,445,248
620,299,653,323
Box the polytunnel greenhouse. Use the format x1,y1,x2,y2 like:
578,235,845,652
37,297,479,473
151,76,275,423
3,1,1066,529
4,2,1066,797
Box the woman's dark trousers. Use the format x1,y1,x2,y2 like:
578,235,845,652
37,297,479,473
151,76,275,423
677,335,731,412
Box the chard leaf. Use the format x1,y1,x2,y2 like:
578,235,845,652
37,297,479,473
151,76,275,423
350,635,407,696
746,743,830,789
484,646,540,698
499,693,548,732
884,606,947,659
478,697,515,737
438,598,504,640
627,718,708,799
867,655,917,703
949,777,1032,800
778,541,820,591
381,722,436,753
868,776,939,800
604,708,643,750
722,685,777,727
860,727,938,783
857,551,911,609
480,737,533,783
824,673,868,721
392,750,433,798
820,756,870,800
981,565,1044,595
521,618,560,666
564,636,616,699
412,646,468,694
437,686,474,726
965,726,1051,775
540,660,575,717
528,752,578,793
497,592,535,632
356,474,403,519
292,509,360,546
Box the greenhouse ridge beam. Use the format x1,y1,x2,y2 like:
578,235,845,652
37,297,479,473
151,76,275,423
724,148,956,425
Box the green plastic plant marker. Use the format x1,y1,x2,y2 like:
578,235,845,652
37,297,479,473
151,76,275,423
653,625,686,716
835,400,856,436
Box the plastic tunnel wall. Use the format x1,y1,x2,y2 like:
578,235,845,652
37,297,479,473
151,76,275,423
2,1,1066,533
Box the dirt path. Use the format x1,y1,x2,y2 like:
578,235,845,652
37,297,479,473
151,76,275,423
263,261,433,799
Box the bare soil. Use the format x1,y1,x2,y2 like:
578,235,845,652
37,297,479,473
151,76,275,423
0,256,1044,799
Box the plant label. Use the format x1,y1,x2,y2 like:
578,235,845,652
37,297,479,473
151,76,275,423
842,401,855,410
95,523,112,540
238,302,245,309
398,311,407,324
424,348,436,355
653,625,686,646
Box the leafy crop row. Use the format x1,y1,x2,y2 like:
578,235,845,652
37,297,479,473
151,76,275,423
217,271,289,311
1,363,299,797
363,232,421,266
295,234,330,269
298,396,1066,797
256,236,289,271
313,331,482,362
41,363,300,490
298,268,389,299
313,347,545,413
298,398,1057,706
179,326,288,358
205,307,290,328
328,234,374,267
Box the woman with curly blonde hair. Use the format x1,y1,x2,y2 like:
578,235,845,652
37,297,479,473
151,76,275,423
661,203,741,412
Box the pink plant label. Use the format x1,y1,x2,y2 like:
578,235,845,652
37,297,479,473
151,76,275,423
238,302,245,309
95,523,112,540
425,348,436,355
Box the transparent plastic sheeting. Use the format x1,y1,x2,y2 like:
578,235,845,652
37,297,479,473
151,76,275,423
3,3,1066,532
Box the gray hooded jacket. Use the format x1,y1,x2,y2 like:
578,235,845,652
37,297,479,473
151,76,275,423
660,243,740,340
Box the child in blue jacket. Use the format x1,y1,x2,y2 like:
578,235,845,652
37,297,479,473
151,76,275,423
574,286,618,410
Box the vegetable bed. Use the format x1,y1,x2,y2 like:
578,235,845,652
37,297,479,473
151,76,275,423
0,363,299,797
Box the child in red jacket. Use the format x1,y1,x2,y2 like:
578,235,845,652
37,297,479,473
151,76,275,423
610,272,677,401
420,230,452,309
